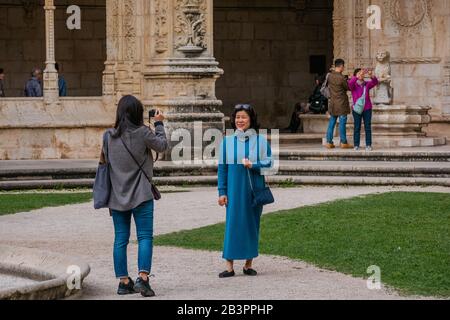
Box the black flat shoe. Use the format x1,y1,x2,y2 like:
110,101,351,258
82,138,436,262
134,276,155,297
243,268,257,276
219,270,235,278
117,277,136,295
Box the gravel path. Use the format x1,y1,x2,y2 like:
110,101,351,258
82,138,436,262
0,186,448,300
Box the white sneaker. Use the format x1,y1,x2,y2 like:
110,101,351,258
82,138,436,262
365,146,373,151
354,147,360,151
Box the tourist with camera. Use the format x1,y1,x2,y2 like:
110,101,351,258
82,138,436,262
348,68,378,151
99,95,168,297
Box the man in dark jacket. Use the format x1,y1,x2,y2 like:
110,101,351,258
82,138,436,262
0,68,5,97
24,68,43,97
325,59,352,149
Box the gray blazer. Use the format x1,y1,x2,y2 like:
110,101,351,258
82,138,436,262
105,122,168,211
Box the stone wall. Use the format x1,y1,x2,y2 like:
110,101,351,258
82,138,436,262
333,0,450,138
368,0,450,119
213,0,334,129
0,97,115,160
0,0,106,97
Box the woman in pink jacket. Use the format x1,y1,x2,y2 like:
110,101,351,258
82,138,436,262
348,68,379,151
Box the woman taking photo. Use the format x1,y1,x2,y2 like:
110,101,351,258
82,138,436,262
348,68,378,151
101,95,168,297
217,104,273,278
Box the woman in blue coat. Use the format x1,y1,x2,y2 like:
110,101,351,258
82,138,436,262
217,104,273,278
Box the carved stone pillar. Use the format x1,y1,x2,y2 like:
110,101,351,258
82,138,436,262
333,0,372,71
103,0,143,104
143,0,224,160
43,0,59,104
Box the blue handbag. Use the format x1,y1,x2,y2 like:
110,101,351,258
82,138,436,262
353,85,366,115
93,131,111,209
247,168,274,208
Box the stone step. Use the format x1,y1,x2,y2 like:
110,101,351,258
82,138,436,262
278,148,450,162
324,136,447,148
278,161,450,178
269,133,323,144
2,160,450,180
1,174,449,190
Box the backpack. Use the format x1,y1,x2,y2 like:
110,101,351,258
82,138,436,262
309,87,328,114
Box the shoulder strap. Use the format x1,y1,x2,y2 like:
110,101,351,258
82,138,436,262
324,73,330,86
246,135,268,193
102,131,110,164
119,136,152,184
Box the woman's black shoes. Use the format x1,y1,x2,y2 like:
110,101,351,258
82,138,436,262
219,270,235,278
134,276,156,297
243,268,257,276
117,277,136,295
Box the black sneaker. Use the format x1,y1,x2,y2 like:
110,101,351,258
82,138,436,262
219,270,235,278
134,276,155,297
117,277,136,295
243,268,257,276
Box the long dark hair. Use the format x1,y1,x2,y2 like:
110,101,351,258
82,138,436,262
231,104,260,131
112,95,144,138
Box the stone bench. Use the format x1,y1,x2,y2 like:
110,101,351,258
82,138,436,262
0,245,90,300
300,105,447,147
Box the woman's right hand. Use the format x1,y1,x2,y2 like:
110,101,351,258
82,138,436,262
154,110,165,122
218,196,228,207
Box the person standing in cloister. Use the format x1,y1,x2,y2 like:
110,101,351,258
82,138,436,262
101,95,168,297
217,104,274,278
325,59,353,149
348,68,378,151
24,68,43,97
0,68,5,97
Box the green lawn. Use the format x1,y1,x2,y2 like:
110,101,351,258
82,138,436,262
155,192,450,297
0,192,93,216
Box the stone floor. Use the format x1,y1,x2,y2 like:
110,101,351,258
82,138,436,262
0,186,448,300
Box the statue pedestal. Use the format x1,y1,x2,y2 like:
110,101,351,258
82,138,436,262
324,104,447,147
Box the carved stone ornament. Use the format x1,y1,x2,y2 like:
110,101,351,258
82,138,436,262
154,0,169,53
124,0,136,60
388,0,431,29
174,0,207,55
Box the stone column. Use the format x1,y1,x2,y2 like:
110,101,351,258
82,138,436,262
43,0,59,104
103,0,144,104
143,0,224,160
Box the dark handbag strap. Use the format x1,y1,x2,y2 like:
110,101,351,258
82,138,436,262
119,136,152,184
102,131,110,164
243,135,268,194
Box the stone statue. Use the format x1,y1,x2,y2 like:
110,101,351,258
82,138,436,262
373,50,393,105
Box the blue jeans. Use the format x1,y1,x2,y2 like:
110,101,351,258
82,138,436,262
111,200,154,278
352,109,372,147
326,115,348,144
